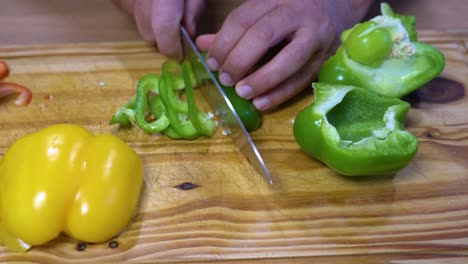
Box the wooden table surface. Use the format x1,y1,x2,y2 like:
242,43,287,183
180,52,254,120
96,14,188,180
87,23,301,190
1,1,468,263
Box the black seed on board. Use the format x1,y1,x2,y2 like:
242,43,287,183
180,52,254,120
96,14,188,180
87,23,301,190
109,241,119,248
404,77,465,106
76,242,87,251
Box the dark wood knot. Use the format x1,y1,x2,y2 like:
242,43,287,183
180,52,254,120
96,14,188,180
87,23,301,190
422,128,441,138
404,77,465,106
175,182,199,190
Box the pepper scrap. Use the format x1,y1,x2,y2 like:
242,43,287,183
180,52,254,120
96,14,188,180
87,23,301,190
293,83,418,176
0,124,143,252
0,61,32,106
318,3,445,98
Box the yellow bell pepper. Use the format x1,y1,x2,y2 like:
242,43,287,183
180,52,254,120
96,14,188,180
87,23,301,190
0,124,144,252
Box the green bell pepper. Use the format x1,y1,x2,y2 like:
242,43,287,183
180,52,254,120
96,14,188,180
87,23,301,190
293,83,418,176
215,73,262,132
318,3,445,98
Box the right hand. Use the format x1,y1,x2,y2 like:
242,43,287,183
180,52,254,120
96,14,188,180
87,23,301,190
113,0,205,60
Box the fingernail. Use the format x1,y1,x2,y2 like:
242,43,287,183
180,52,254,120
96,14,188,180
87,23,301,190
253,97,270,111
219,72,233,86
206,57,218,71
236,84,253,99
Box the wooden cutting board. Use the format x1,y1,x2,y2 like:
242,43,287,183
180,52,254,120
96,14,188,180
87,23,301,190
0,30,467,263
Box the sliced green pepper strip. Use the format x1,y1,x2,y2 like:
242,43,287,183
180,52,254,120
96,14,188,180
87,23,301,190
293,83,418,176
159,62,199,140
162,61,189,113
148,95,182,139
109,95,136,127
134,74,170,133
318,3,445,98
182,61,217,137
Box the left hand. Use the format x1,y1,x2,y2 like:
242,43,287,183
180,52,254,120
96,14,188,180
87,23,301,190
196,0,374,111
113,0,205,60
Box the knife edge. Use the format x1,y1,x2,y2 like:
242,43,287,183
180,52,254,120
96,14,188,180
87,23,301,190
180,26,273,185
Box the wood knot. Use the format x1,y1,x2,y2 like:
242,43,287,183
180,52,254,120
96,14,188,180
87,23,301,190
422,128,441,138
404,77,465,106
175,182,199,190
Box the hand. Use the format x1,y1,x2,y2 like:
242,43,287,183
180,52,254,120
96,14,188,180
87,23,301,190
113,0,205,59
196,0,374,111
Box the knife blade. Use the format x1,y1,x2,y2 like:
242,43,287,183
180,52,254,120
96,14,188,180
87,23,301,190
180,26,273,185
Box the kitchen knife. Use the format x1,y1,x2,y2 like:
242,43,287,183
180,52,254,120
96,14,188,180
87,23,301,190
180,26,273,185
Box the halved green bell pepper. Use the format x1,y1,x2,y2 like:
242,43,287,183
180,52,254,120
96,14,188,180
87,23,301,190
293,83,418,176
318,3,445,98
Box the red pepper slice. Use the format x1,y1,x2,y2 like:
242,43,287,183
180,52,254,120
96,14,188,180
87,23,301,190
0,61,32,106
0,82,33,106
0,61,9,80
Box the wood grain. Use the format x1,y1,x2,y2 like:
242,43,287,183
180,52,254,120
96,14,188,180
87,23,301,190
0,31,467,263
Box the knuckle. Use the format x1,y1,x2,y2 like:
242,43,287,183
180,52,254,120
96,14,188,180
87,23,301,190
252,23,275,43
319,19,338,44
226,9,253,31
152,18,174,33
285,45,307,62
254,71,276,91
225,54,245,76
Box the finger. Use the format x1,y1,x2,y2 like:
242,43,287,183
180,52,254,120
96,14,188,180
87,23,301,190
112,0,135,16
152,0,185,59
235,29,319,99
195,34,215,52
218,6,302,87
205,0,278,71
183,0,205,36
133,0,154,41
252,54,326,111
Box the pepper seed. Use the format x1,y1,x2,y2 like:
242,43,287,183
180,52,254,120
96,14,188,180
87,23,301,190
109,241,119,249
76,242,87,251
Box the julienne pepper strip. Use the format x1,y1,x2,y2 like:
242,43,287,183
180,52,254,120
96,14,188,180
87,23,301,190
318,3,445,98
182,61,217,137
0,61,32,106
133,74,170,133
294,2,445,176
158,61,199,139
